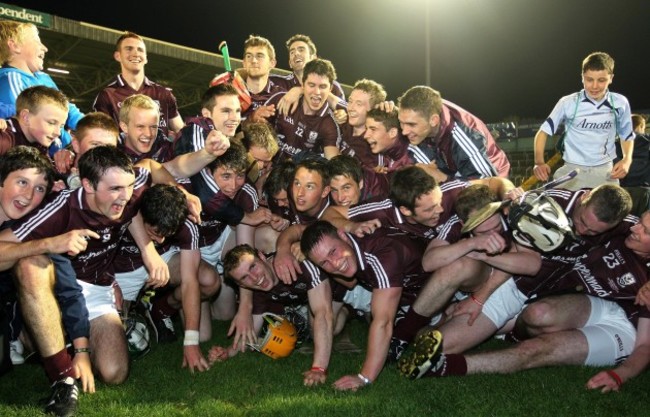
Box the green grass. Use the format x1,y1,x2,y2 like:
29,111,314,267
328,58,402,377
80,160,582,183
1,319,649,416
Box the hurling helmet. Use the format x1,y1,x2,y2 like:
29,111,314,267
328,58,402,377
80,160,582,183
508,192,576,252
250,313,297,360
123,312,151,360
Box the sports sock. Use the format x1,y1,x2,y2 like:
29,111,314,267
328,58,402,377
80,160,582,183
42,348,75,383
425,353,468,377
150,294,178,321
393,308,431,343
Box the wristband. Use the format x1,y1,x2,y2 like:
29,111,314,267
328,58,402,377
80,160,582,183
606,370,623,387
74,347,91,354
183,330,200,346
470,294,484,307
311,366,327,374
357,373,371,385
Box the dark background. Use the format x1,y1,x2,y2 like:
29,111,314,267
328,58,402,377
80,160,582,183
11,0,650,122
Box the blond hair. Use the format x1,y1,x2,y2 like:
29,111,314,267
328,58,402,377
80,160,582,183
118,94,160,124
0,21,38,65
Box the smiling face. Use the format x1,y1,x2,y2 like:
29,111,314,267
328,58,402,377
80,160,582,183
307,232,358,278
201,94,241,138
229,252,278,291
626,212,650,258
329,174,362,207
364,116,397,154
398,108,437,146
212,166,246,199
114,37,147,74
82,167,135,221
400,187,444,227
582,69,613,102
288,40,315,74
0,168,49,221
13,26,47,73
302,73,331,114
347,89,372,129
120,106,159,155
20,102,68,148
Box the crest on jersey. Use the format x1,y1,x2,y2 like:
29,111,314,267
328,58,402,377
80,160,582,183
617,272,636,287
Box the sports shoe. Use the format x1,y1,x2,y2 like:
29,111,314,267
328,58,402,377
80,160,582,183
398,329,444,380
10,339,25,365
386,337,409,363
44,376,79,417
153,316,177,343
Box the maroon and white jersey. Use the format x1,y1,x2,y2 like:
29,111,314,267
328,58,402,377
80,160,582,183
119,130,175,164
537,188,636,264
199,183,259,247
243,77,286,120
270,72,346,109
266,92,344,161
12,168,152,286
251,256,327,315
358,168,390,203
347,179,470,240
0,117,49,157
380,134,412,173
339,123,378,170
93,75,180,137
287,196,330,226
527,234,650,325
347,228,430,305
114,218,199,273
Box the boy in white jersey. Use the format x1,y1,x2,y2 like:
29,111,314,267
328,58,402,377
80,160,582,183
533,52,635,190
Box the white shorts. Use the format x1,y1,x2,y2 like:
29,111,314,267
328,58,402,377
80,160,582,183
78,280,117,321
482,278,527,329
200,227,232,268
554,162,617,191
114,247,180,301
580,296,636,366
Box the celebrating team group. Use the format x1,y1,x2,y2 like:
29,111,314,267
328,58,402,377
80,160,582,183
0,19,649,417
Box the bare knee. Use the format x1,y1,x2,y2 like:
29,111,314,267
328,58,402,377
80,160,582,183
519,300,557,330
96,359,129,385
14,255,53,292
198,262,220,298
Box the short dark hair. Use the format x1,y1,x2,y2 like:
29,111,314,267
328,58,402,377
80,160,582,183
0,145,55,193
208,142,248,174
582,184,632,224
140,184,188,237
286,34,317,55
75,112,119,142
366,108,399,131
327,155,363,185
201,84,239,112
16,85,68,114
115,31,144,51
389,166,438,212
223,244,258,282
398,85,442,119
582,52,614,75
263,160,296,199
295,158,330,185
302,58,336,85
78,146,134,189
300,220,339,258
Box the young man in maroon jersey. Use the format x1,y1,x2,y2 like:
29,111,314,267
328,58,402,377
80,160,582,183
274,34,347,124
301,221,432,391
93,31,184,137
0,147,170,396
402,212,650,394
212,244,334,386
364,108,412,173
265,59,346,161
